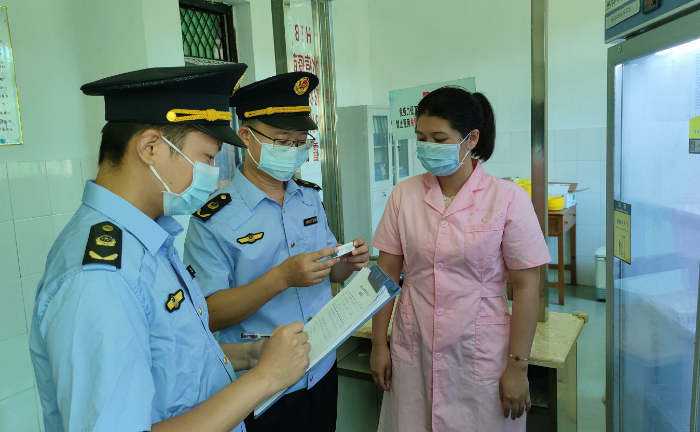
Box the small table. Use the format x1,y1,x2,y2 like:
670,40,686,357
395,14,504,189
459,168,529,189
548,205,577,305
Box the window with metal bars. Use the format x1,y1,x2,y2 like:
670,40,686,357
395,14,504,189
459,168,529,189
179,0,237,63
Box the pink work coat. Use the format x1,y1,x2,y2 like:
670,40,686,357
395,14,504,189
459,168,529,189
372,161,550,432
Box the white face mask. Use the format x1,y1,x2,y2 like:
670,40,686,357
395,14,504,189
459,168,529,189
416,132,472,176
247,129,309,181
150,136,220,216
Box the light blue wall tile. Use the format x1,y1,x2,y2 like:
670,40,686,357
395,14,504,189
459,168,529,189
46,160,83,215
577,225,603,259
577,127,604,161
21,273,43,334
0,163,12,223
491,131,512,164
511,162,531,180
0,334,34,400
0,387,39,432
80,156,99,185
576,193,602,226
14,217,54,277
7,162,51,220
35,386,44,432
0,221,19,282
578,161,602,194
554,129,578,161
577,255,596,287
0,279,26,343
552,161,577,183
52,213,75,240
511,130,531,164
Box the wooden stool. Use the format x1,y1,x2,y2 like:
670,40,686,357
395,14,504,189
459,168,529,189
548,205,577,305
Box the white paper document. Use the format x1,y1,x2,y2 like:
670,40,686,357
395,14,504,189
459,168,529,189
254,265,400,417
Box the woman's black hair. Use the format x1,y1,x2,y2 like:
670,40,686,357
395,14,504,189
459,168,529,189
415,86,496,162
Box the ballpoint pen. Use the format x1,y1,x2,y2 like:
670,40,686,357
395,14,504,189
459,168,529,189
241,332,273,340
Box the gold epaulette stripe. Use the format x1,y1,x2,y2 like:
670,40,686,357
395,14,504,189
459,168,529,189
166,108,232,123
244,106,312,118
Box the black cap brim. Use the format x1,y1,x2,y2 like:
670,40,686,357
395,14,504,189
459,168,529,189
259,115,318,131
193,124,245,148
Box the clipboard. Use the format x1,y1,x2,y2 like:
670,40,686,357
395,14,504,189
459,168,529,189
254,264,401,417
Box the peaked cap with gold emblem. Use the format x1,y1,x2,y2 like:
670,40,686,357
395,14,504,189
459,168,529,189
83,222,123,268
230,71,318,131
81,64,248,147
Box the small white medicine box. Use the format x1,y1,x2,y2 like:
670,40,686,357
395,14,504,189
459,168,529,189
548,183,588,208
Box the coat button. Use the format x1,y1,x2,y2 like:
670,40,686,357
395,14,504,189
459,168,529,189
434,353,442,360
291,242,296,248
436,308,444,316
436,263,443,271
308,316,312,322
223,357,229,365
283,208,286,213
440,220,448,228
198,307,202,315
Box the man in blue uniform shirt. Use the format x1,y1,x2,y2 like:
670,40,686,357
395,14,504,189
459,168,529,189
29,65,312,432
183,72,369,432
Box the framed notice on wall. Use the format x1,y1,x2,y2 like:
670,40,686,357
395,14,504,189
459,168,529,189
0,6,21,145
389,77,476,141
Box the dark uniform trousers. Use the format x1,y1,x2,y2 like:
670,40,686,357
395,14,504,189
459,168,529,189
245,363,338,432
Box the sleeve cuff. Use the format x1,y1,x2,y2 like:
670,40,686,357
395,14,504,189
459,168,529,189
370,239,403,256
505,252,552,271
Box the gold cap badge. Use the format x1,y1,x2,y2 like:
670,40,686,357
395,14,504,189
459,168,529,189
231,72,247,96
294,77,310,95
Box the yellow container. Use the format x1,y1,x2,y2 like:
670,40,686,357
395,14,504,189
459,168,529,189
548,196,564,211
516,179,532,199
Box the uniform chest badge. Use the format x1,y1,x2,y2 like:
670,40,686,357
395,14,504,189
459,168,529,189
237,232,264,244
303,216,318,226
166,289,185,312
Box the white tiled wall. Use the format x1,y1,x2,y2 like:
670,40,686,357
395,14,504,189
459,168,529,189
0,158,95,432
483,127,606,287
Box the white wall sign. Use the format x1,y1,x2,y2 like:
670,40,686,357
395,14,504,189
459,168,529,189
0,6,21,145
389,77,476,141
286,1,323,195
605,0,630,14
605,0,640,29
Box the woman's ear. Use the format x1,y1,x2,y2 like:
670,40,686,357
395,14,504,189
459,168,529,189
467,129,480,151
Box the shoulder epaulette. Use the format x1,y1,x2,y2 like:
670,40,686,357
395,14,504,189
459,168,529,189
293,178,322,191
193,193,231,222
82,222,122,268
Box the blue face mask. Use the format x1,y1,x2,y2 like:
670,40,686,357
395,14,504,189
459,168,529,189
416,133,472,176
150,136,220,216
247,129,309,181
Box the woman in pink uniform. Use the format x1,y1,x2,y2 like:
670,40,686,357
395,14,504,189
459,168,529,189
370,87,550,432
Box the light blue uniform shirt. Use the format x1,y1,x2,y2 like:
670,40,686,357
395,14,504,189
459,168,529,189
29,181,245,432
184,165,337,394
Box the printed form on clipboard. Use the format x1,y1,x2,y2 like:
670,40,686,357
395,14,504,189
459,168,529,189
254,264,401,417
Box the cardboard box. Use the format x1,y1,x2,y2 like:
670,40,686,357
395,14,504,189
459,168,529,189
548,183,587,208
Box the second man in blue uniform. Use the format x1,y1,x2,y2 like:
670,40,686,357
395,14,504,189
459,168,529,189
184,72,369,432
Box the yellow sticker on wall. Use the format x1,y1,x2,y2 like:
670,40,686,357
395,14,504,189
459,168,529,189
690,115,700,154
614,200,631,264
